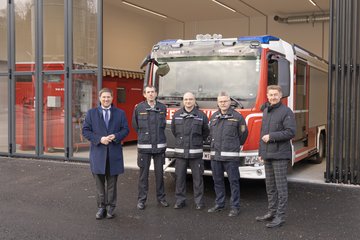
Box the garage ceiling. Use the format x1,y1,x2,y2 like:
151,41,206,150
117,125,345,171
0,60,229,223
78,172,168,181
107,0,330,22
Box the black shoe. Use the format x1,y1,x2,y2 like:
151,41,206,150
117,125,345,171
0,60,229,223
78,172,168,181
195,204,204,210
159,200,169,207
174,202,186,209
266,216,285,228
255,213,275,222
228,208,240,217
106,208,115,219
208,205,224,213
137,202,145,210
95,208,107,220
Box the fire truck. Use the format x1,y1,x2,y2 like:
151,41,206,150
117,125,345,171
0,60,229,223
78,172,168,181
15,63,144,152
141,34,328,179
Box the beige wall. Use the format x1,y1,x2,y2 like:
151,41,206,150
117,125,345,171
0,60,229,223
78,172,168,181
268,16,329,59
1,3,330,71
103,4,167,71
184,18,250,39
104,4,329,70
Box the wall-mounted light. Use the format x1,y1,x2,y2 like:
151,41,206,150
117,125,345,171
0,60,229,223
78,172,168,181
308,0,317,6
122,1,167,19
211,0,236,13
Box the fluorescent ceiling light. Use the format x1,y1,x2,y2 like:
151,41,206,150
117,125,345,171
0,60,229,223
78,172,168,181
212,0,236,13
308,0,317,6
122,1,167,18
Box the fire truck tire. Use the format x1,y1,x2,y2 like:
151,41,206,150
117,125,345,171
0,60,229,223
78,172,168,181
310,133,325,164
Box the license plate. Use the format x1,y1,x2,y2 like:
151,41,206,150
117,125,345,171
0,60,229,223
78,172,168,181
203,152,211,160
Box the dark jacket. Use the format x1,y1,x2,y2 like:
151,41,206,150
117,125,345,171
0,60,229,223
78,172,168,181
209,108,248,161
171,107,210,159
82,105,129,176
259,102,296,160
132,101,167,154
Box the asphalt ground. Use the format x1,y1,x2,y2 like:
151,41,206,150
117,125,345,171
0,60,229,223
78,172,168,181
0,156,359,240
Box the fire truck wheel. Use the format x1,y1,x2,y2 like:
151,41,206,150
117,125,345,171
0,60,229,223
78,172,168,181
310,133,325,164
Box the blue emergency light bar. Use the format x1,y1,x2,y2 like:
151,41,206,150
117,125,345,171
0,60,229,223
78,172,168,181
158,39,178,44
238,35,280,44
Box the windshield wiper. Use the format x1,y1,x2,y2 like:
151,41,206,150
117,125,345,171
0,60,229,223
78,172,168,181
230,97,244,109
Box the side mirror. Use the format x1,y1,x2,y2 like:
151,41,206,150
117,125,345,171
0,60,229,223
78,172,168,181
140,55,151,69
156,63,170,77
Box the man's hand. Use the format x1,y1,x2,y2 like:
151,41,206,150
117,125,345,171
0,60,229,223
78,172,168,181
100,136,111,145
107,134,116,141
262,134,270,143
101,134,116,145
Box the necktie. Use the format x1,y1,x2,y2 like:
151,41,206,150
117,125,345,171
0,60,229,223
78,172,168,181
104,109,109,128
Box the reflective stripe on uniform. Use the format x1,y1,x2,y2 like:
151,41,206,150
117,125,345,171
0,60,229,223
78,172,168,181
138,143,167,149
189,149,203,154
221,152,240,157
175,148,203,154
175,148,185,153
137,144,152,149
210,151,240,157
157,143,167,148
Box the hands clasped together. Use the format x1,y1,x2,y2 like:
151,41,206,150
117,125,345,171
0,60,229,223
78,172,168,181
100,134,115,145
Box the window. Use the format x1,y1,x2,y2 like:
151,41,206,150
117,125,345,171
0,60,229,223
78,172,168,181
117,88,126,103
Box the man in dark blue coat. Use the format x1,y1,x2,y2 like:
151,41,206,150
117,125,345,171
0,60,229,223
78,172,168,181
82,88,129,219
256,85,296,228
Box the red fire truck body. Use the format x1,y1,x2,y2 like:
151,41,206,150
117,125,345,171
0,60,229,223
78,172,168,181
142,35,328,179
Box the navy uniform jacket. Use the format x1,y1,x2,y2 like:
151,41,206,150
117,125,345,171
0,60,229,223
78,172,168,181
171,107,209,159
209,108,248,161
259,102,296,160
132,101,167,154
82,105,129,175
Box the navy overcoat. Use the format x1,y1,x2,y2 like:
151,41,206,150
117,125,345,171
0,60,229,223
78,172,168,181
82,105,129,176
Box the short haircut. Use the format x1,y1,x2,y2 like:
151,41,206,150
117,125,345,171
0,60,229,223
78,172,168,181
143,85,157,93
98,88,113,97
218,91,230,98
267,85,282,93
183,92,195,99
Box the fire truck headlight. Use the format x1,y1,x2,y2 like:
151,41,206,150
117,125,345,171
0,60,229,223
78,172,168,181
244,156,264,166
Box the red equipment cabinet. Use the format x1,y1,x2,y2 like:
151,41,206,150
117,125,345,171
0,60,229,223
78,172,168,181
102,68,144,142
15,63,144,152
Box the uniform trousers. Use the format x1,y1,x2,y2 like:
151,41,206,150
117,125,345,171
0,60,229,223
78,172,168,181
264,159,288,219
93,154,118,210
175,157,204,206
211,160,240,209
137,153,166,203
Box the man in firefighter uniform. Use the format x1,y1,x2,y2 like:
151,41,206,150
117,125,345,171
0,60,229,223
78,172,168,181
256,85,296,228
132,85,169,210
208,91,248,217
171,92,209,210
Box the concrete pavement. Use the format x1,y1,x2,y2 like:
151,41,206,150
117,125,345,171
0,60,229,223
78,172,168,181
0,155,359,240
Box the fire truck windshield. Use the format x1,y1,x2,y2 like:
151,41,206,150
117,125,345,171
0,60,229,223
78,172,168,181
156,55,261,109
